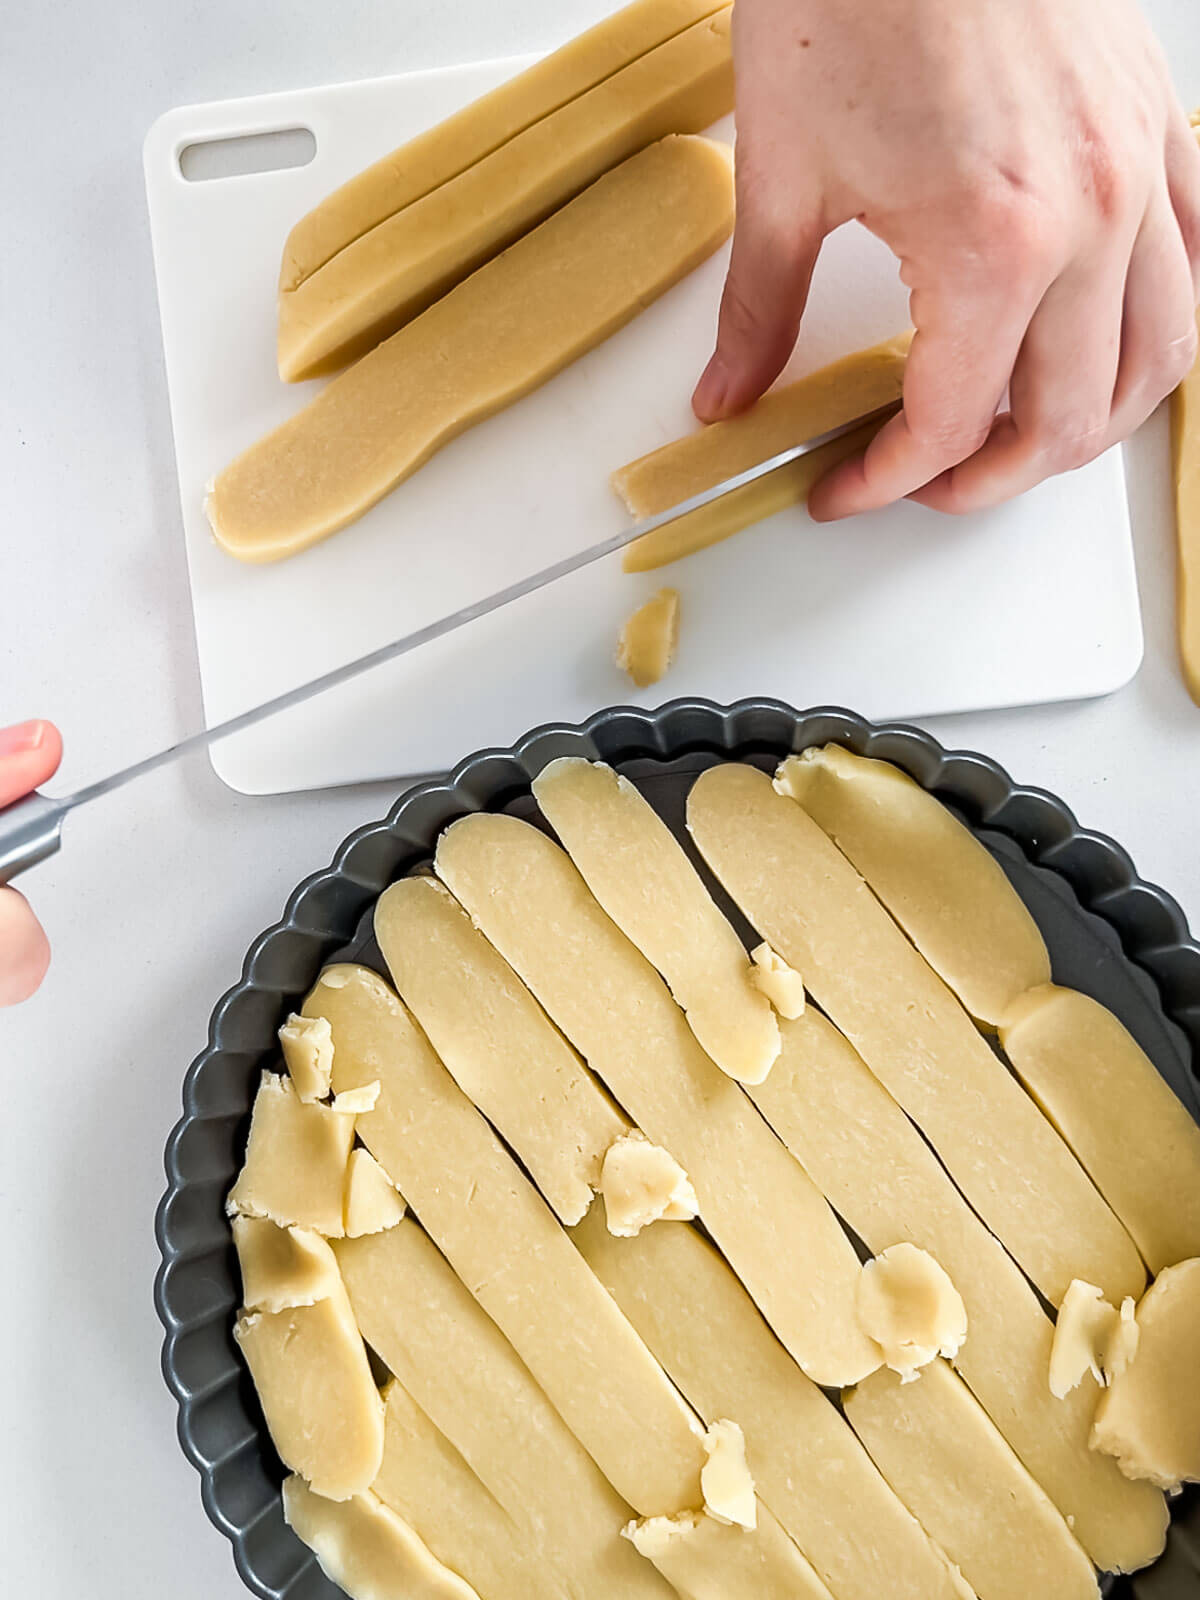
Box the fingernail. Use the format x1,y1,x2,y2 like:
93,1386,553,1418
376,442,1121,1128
0,720,47,758
693,355,729,420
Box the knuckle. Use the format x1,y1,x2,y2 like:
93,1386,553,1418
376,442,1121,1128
1044,416,1110,473
958,180,1058,286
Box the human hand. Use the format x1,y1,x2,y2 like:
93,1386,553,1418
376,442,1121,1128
694,0,1200,517
0,721,63,1006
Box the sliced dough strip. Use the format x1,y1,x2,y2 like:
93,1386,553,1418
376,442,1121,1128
745,1006,1166,1575
435,812,881,1386
212,135,735,562
305,963,705,1519
374,875,627,1226
279,0,731,289
775,745,1050,1024
574,1208,976,1600
278,17,734,380
844,1362,1100,1600
999,984,1200,1273
532,757,779,1083
625,1508,837,1600
686,761,1145,1308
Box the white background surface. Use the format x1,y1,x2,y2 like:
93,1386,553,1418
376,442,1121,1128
1,2,1198,1595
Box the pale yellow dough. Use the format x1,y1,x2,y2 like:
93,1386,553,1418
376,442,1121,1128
232,1215,340,1311
532,757,780,1084
614,334,911,571
343,1148,407,1238
573,1209,974,1600
282,1477,477,1600
1092,1259,1200,1491
277,13,734,379
374,875,627,1226
748,943,805,1018
617,588,681,687
374,1382,572,1600
744,1007,1167,1574
623,1508,837,1600
331,1080,380,1114
226,1070,355,1236
278,1011,334,1101
234,1268,384,1500
686,762,1145,1308
279,0,731,289
212,136,734,562
305,964,706,1518
1049,1281,1139,1399
700,1420,756,1530
857,1244,968,1383
435,812,881,1386
999,983,1200,1273
845,1362,1100,1600
776,745,1050,1024
601,1129,699,1236
337,1220,673,1600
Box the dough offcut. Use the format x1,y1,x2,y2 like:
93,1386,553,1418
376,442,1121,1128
210,135,734,562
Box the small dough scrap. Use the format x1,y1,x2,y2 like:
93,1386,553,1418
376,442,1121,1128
226,1070,355,1236
749,943,805,1019
857,1244,968,1383
687,762,1145,1309
999,984,1200,1273
282,1477,478,1600
374,875,628,1227
531,757,780,1086
617,588,680,688
701,1419,756,1530
846,1362,1099,1600
279,1011,334,1101
776,745,1050,1025
279,0,732,288
235,1272,384,1500
213,136,735,563
1092,1259,1200,1491
614,334,910,572
344,1148,407,1238
624,1507,836,1600
331,1080,381,1115
278,13,734,379
1048,1280,1139,1399
232,1215,340,1311
602,1130,699,1236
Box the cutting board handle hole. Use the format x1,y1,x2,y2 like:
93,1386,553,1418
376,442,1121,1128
178,127,316,182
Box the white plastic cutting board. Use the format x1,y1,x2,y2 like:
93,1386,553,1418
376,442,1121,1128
144,59,1144,795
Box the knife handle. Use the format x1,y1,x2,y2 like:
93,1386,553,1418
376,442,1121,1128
0,793,66,886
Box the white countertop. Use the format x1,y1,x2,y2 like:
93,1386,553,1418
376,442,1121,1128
2,2,1198,1593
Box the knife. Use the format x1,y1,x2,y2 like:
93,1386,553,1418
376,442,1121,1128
0,401,898,886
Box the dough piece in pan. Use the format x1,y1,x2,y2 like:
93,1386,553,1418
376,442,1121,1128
305,964,705,1519
232,1215,340,1311
279,0,731,289
856,1243,968,1384
226,1070,355,1236
435,812,881,1386
343,1147,407,1238
532,757,780,1085
212,136,735,562
613,334,910,572
686,762,1145,1309
374,875,627,1227
776,745,1050,1025
277,13,734,379
745,1006,1167,1575
574,1208,975,1600
278,1011,334,1101
624,1506,837,1600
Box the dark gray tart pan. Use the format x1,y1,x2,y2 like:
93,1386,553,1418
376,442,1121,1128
154,698,1200,1600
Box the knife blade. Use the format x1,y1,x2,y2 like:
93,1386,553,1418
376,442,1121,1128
0,400,898,885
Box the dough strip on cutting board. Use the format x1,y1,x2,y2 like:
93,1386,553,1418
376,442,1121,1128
573,1208,976,1600
686,762,1146,1308
305,964,704,1519
433,812,882,1387
747,1006,1167,1575
374,875,628,1226
279,0,731,289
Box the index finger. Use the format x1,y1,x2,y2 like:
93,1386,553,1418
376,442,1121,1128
0,721,63,810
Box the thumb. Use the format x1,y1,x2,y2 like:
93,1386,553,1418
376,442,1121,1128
693,168,826,422
0,720,63,810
